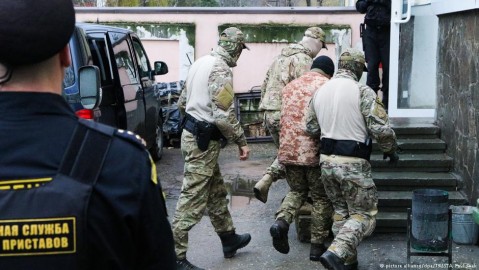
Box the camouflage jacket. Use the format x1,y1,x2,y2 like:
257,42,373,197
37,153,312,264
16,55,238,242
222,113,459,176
305,69,397,154
278,71,329,166
179,46,247,147
258,43,313,112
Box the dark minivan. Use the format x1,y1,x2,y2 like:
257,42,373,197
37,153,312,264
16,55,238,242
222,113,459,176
63,23,168,160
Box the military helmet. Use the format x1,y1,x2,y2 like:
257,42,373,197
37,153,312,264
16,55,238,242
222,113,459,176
219,27,249,50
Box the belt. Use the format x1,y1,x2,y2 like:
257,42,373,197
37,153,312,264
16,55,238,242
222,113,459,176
320,138,372,161
183,116,197,135
183,113,223,141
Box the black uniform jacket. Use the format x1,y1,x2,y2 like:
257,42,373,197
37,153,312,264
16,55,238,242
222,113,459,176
0,92,175,270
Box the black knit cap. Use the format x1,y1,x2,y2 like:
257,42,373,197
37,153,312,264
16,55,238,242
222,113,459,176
0,0,75,67
311,55,335,77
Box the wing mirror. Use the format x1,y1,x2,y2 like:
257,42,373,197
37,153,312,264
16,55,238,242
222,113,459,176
153,61,169,76
78,65,102,110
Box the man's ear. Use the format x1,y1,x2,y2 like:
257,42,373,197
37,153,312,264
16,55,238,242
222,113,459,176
59,45,71,68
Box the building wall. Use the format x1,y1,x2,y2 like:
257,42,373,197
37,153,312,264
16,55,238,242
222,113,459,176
75,7,363,92
436,9,479,203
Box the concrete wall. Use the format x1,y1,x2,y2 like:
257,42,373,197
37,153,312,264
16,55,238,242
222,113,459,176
436,9,479,203
75,7,363,92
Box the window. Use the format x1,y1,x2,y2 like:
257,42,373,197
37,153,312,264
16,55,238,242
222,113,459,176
87,33,114,86
132,38,151,79
110,32,138,85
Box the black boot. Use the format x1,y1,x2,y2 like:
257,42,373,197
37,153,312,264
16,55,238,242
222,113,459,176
218,231,251,258
345,261,358,270
309,243,327,261
269,218,290,254
176,258,204,270
319,250,346,270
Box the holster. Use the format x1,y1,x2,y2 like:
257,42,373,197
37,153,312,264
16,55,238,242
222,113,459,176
320,137,373,161
183,113,227,151
360,23,365,38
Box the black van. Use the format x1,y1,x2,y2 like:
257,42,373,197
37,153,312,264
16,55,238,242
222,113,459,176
63,23,168,160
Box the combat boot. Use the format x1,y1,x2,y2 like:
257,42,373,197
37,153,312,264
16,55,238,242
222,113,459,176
253,174,274,203
176,258,204,270
218,231,251,258
345,262,358,270
270,218,290,254
319,250,346,270
309,243,327,261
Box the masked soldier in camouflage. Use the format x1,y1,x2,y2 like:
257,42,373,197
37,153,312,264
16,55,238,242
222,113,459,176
172,27,251,270
305,48,399,270
271,56,334,261
254,26,328,204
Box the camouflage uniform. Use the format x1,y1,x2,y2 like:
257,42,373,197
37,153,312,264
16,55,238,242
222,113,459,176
172,29,248,260
276,70,333,245
305,49,397,266
259,27,327,180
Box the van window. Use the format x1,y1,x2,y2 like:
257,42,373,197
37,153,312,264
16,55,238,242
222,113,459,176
132,38,150,79
110,33,138,85
88,37,114,86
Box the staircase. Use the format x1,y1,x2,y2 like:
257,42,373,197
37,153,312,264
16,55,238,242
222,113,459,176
295,118,468,240
373,118,467,232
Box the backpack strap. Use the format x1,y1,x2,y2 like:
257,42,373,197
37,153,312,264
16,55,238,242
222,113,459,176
58,119,114,184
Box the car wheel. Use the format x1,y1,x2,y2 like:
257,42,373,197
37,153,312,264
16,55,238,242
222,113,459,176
150,116,164,161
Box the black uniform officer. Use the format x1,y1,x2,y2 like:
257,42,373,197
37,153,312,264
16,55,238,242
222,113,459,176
0,1,176,269
356,0,391,110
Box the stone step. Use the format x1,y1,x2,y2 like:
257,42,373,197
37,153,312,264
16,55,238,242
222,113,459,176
373,172,458,191
296,191,468,237
377,190,468,211
375,212,408,232
372,138,446,154
370,153,453,172
390,120,440,139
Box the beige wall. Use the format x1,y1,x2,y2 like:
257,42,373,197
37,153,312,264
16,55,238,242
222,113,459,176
76,8,363,92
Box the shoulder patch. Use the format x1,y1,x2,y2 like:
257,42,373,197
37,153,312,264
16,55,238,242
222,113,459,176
374,98,387,120
115,129,147,148
214,82,234,110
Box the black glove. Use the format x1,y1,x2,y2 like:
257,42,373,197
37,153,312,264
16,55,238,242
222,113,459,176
383,151,399,165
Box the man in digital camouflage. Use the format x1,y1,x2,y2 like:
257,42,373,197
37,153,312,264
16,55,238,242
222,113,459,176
305,48,399,270
254,26,328,204
271,56,334,261
172,27,251,270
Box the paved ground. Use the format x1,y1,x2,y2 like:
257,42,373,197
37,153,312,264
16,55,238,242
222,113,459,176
157,143,479,270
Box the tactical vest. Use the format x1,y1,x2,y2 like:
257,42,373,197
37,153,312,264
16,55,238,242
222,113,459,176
0,119,113,269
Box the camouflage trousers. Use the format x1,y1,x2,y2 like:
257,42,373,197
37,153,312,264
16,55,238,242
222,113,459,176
172,130,235,260
263,110,285,180
275,165,333,244
320,154,378,265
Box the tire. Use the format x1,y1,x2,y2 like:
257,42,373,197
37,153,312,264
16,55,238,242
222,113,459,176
150,116,164,161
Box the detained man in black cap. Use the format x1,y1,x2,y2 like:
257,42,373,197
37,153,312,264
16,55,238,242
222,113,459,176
271,56,334,261
0,1,175,269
